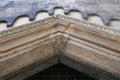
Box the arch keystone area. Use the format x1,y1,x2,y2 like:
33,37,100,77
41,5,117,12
0,15,120,80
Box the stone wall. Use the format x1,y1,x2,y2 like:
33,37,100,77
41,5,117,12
0,15,120,80
0,0,120,24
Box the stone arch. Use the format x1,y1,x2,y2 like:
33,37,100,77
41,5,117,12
12,15,30,27
0,20,7,31
68,10,83,20
86,14,104,25
54,7,65,15
34,10,50,21
109,19,120,30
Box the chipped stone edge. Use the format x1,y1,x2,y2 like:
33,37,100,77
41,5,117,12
0,16,57,38
0,15,120,40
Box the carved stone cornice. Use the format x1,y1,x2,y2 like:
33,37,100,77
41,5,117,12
0,15,120,40
0,14,119,62
57,15,120,40
0,17,56,38
0,15,120,80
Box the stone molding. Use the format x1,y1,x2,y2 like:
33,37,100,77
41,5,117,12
0,15,120,39
0,15,120,80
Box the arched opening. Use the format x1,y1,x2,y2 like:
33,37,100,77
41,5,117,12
109,19,120,29
68,10,83,20
0,21,7,31
35,12,49,21
54,7,64,15
25,63,97,80
86,14,104,25
12,15,30,27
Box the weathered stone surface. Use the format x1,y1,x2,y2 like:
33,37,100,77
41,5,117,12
0,15,120,80
3,55,58,80
0,0,120,25
60,55,120,80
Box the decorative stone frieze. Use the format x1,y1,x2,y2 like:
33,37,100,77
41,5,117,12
0,15,120,80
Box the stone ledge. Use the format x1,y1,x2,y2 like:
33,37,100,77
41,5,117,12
60,54,120,80
3,55,58,80
0,15,119,80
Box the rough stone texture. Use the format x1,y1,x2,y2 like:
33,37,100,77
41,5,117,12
60,55,120,80
3,55,58,80
0,15,120,80
0,0,120,25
